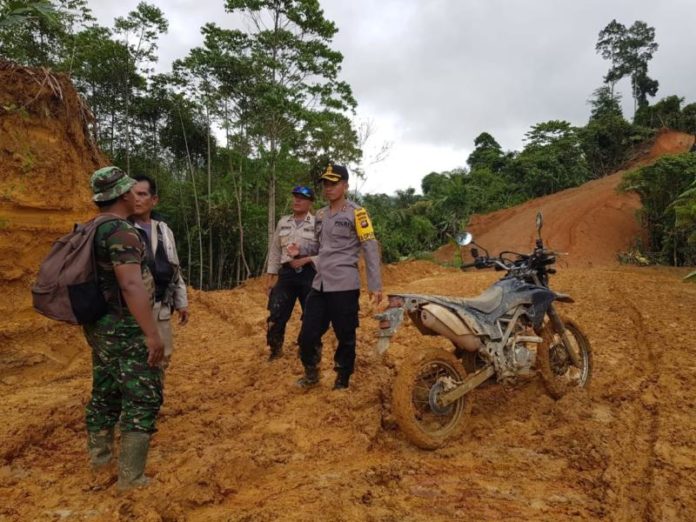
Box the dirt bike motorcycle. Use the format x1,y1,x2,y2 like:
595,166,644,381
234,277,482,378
375,213,592,449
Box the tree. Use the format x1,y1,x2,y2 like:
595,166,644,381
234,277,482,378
595,19,626,96
670,176,696,266
682,103,696,134
596,19,659,112
580,87,634,176
620,153,696,265
69,25,136,149
588,86,623,120
579,115,635,177
174,44,224,289
634,95,684,129
113,1,168,173
350,118,391,192
421,171,450,198
511,120,591,196
0,0,93,67
361,191,437,262
0,1,58,30
224,0,360,251
467,132,506,172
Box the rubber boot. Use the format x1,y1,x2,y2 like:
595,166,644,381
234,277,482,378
86,428,116,490
117,431,152,491
87,427,115,469
333,371,351,390
296,366,320,389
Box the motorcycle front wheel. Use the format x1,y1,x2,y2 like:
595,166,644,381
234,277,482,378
392,347,471,450
537,315,593,399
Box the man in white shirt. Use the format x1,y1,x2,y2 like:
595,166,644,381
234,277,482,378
131,175,189,371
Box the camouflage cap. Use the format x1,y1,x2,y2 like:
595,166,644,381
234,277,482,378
90,166,136,202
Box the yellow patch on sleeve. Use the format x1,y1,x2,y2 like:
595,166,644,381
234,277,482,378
354,208,375,242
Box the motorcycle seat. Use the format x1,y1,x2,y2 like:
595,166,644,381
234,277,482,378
437,285,503,314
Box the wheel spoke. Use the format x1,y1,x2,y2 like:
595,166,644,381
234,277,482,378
410,361,462,432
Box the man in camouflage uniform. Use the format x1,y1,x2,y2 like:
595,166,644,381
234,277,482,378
290,163,383,390
83,166,164,491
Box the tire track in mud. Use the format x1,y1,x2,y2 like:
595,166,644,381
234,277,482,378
607,282,660,520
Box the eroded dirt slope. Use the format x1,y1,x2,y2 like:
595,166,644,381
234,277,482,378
0,60,105,381
2,261,695,521
435,130,695,268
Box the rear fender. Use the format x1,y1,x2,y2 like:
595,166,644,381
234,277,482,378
374,303,405,354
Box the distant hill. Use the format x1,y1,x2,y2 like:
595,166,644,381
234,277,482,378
434,130,696,268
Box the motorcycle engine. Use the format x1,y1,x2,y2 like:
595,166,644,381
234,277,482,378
511,343,536,372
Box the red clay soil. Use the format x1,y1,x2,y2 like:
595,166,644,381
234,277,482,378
3,264,696,521
2,67,696,521
0,60,106,382
434,130,696,267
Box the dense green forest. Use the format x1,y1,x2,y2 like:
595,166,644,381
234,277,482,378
1,2,695,286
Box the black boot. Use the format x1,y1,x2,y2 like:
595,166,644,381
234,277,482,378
296,366,320,388
333,371,351,390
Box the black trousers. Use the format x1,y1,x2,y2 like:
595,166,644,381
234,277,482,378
266,265,316,350
298,288,360,375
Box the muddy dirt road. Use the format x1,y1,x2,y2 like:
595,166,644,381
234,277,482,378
2,262,695,521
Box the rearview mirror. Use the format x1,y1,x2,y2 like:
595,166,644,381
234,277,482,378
455,232,473,246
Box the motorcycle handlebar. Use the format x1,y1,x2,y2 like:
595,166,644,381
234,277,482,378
460,262,477,270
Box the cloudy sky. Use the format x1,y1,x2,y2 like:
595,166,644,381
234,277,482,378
90,0,696,194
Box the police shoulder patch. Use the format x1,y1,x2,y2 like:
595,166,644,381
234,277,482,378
354,207,375,242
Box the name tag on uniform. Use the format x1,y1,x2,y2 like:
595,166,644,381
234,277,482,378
354,208,375,242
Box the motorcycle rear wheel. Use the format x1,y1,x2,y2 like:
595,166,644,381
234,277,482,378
537,315,593,399
392,347,470,450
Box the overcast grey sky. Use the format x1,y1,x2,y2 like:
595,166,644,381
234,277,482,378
91,0,696,194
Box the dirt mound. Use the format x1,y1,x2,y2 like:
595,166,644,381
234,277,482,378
0,60,105,381
434,130,696,267
638,127,696,162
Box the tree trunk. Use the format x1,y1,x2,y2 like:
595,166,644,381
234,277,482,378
217,245,225,289
178,105,204,289
175,173,192,284
224,101,251,283
236,155,251,280
125,82,130,173
124,43,131,174
110,108,115,158
206,104,213,289
267,137,277,270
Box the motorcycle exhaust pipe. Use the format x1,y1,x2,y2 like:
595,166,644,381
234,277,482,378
420,305,482,352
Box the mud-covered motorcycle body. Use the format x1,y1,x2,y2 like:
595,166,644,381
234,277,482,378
375,214,592,449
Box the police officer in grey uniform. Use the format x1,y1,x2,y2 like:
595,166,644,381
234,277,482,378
289,163,383,390
265,185,319,360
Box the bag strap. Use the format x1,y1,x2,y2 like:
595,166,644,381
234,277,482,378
91,215,130,317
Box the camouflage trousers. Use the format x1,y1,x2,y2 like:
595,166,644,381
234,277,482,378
83,314,163,434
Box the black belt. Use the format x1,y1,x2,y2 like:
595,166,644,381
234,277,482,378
280,262,316,274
